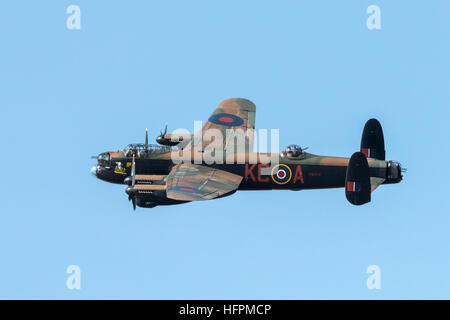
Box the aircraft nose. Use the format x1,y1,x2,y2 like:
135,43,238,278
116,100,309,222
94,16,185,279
90,165,98,177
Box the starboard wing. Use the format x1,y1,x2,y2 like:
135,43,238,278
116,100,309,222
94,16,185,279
184,98,256,153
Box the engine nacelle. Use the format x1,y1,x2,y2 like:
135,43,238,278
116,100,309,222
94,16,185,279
156,134,183,146
136,198,158,208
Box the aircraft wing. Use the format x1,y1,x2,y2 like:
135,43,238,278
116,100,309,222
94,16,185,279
165,164,243,201
184,98,256,153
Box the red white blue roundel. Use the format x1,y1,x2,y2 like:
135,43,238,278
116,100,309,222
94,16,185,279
208,113,244,127
271,164,292,185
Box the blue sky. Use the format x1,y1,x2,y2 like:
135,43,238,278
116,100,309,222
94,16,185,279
0,1,449,299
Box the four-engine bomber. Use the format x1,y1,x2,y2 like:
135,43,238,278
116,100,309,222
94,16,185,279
91,98,403,209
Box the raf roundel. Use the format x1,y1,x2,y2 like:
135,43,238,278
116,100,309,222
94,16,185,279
208,113,244,127
271,164,292,185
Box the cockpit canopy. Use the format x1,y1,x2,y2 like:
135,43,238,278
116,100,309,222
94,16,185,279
281,144,307,158
123,143,171,158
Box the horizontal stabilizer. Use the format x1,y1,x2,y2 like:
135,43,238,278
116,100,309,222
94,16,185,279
345,152,371,205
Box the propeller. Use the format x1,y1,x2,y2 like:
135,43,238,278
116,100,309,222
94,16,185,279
125,154,137,210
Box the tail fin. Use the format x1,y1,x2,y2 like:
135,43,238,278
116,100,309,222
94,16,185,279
345,152,371,205
361,119,385,160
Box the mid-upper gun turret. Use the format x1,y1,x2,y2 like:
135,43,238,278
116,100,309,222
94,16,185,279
280,144,308,158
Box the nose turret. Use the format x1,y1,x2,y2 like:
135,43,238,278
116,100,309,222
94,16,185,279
90,152,110,178
90,152,125,184
97,152,110,167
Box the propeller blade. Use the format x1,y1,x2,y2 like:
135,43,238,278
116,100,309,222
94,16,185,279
131,154,136,187
160,123,168,136
124,156,137,211
145,128,148,148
